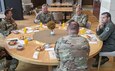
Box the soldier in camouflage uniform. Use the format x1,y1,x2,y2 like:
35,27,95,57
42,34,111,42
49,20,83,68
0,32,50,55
34,4,54,24
54,20,90,71
92,12,115,67
0,9,18,71
67,5,88,28
0,9,17,36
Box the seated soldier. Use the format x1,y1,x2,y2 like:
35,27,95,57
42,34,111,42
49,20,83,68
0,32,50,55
0,33,18,71
34,4,54,24
0,9,17,36
67,5,88,28
92,12,115,67
54,20,90,71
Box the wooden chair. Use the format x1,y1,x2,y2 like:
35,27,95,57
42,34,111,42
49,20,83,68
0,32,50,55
53,12,63,22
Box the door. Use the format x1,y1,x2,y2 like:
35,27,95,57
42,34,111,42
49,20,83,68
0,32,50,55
93,0,101,19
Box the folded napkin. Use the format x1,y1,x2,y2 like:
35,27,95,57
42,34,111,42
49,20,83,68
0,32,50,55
33,51,39,59
49,50,57,59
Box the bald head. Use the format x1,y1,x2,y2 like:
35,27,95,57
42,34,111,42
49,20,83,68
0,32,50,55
67,20,79,35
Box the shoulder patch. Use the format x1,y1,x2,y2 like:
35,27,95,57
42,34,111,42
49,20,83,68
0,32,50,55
105,27,109,31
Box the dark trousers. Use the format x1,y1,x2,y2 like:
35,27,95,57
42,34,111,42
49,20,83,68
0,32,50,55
0,48,19,70
0,48,12,60
94,45,115,61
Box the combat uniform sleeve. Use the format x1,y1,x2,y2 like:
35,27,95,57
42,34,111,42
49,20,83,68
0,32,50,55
79,15,88,27
98,23,114,41
84,39,90,54
54,38,62,60
34,11,41,23
66,15,75,24
0,21,10,36
96,28,104,35
81,38,90,55
44,13,54,23
11,18,17,29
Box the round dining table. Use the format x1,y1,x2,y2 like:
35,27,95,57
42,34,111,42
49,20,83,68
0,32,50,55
5,24,103,70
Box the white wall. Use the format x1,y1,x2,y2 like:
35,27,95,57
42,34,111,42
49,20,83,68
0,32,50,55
100,0,115,23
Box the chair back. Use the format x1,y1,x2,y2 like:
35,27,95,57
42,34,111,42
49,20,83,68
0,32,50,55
99,51,115,56
53,12,63,21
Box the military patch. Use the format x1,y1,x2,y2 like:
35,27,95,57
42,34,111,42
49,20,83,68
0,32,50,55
105,27,109,31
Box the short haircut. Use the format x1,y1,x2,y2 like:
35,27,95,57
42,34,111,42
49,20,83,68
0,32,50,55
101,12,111,20
42,4,48,8
4,9,12,16
68,20,79,31
76,4,82,10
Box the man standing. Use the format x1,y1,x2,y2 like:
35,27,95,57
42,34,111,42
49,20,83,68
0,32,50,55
54,20,90,71
0,9,17,36
67,5,88,28
34,4,54,24
93,12,115,67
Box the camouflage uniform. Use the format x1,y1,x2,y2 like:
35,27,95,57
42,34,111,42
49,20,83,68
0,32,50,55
0,29,19,71
34,11,54,24
67,14,88,27
0,18,17,36
54,34,90,71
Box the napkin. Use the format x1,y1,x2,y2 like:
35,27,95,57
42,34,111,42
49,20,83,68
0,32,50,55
33,51,39,59
49,50,57,59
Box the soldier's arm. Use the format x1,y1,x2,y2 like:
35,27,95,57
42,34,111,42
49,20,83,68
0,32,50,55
0,22,10,36
44,13,54,23
44,16,50,23
11,17,17,29
34,11,41,23
85,39,90,55
81,38,90,55
79,15,88,27
98,24,114,41
66,15,75,24
96,28,103,35
96,24,105,35
54,38,61,60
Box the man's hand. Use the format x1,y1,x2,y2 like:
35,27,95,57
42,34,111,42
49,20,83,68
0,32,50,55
97,23,104,31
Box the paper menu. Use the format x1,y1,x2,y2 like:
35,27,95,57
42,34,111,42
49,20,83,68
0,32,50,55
33,51,39,59
48,50,57,59
81,34,98,44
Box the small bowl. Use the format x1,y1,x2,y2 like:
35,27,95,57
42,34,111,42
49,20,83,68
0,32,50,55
17,45,24,50
43,43,51,48
27,37,33,41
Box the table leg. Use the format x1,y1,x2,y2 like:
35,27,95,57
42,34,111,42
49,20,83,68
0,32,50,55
48,66,52,71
